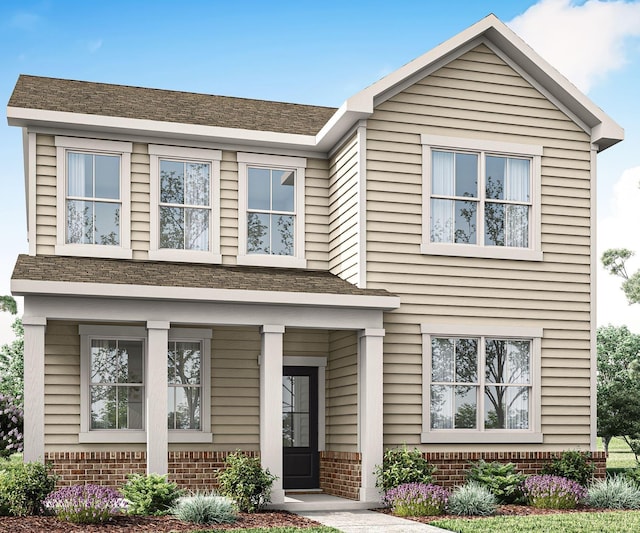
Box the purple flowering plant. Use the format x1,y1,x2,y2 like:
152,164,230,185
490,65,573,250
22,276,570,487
43,484,127,524
523,475,587,509
383,482,449,516
0,393,23,457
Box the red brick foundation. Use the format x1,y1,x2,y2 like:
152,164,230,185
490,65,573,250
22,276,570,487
319,451,361,500
45,451,258,491
423,451,607,488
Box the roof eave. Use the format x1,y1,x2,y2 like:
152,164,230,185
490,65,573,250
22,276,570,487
11,278,401,311
6,106,321,152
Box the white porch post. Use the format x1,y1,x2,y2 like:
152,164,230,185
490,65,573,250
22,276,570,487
358,328,385,501
146,321,170,475
23,316,47,463
259,325,285,504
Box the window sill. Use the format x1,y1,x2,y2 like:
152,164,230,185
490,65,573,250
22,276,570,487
421,243,543,262
421,431,543,444
56,244,133,260
148,249,222,264
236,254,307,269
79,431,213,444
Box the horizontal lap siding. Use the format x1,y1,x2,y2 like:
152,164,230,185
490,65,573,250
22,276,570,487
131,143,150,259
306,158,330,269
35,134,56,255
329,135,360,283
220,152,238,263
327,330,358,452
368,45,592,450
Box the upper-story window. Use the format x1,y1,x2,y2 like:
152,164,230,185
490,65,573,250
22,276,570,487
55,137,132,259
149,145,221,263
237,153,306,268
422,135,543,261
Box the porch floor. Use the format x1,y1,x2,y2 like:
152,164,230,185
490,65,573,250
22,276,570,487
269,492,383,512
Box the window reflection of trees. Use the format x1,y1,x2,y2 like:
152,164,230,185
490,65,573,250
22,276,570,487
167,342,201,430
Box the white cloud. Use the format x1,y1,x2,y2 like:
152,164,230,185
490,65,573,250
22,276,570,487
87,39,103,53
597,166,640,331
509,0,640,92
9,11,41,31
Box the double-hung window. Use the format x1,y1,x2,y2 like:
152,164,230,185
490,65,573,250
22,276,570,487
421,324,542,443
79,326,212,444
422,135,542,261
237,153,306,268
55,137,132,259
149,145,221,263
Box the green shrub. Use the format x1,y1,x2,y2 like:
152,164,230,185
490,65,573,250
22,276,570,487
587,476,640,509
374,446,436,492
623,467,640,486
172,493,237,524
447,482,497,516
217,452,276,513
121,473,182,516
0,459,57,516
540,450,595,486
466,460,526,504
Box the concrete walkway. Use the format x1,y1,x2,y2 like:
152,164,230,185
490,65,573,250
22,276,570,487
299,509,451,532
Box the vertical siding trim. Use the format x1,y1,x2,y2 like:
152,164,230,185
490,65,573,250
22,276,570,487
27,132,36,255
589,144,597,451
357,123,367,288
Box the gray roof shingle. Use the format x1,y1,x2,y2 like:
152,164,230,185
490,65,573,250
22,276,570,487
8,75,337,136
12,255,393,297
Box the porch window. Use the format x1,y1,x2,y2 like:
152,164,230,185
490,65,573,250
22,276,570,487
421,324,542,443
89,338,144,430
168,340,202,430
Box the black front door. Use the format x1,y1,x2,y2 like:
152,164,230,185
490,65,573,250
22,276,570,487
282,366,319,489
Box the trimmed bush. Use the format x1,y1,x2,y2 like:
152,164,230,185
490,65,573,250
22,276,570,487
217,451,276,513
623,467,640,487
383,482,448,516
587,476,640,509
0,459,57,516
374,446,436,492
121,473,182,516
540,450,595,486
43,484,126,523
172,493,237,524
0,394,23,458
466,460,526,504
447,482,497,516
523,475,586,509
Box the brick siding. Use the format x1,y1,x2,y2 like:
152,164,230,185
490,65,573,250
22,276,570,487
319,451,361,500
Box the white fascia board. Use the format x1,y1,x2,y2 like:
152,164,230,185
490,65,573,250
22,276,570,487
11,279,401,311
315,102,371,153
7,106,319,152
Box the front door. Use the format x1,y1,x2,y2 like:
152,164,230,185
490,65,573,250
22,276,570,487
282,366,319,489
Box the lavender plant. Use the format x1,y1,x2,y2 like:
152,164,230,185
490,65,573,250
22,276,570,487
0,394,23,457
383,483,449,516
523,475,586,509
44,484,126,523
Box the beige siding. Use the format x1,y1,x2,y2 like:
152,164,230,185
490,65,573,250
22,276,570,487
35,134,57,255
328,134,360,283
130,143,150,260
326,330,358,452
220,152,239,263
306,158,330,269
367,44,593,450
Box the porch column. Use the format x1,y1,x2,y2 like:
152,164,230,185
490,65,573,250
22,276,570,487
358,328,385,501
23,316,47,463
146,321,170,475
259,325,285,504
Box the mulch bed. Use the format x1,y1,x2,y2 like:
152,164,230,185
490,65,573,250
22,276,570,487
0,510,319,532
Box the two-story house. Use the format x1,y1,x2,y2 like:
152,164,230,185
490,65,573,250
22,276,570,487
6,15,622,506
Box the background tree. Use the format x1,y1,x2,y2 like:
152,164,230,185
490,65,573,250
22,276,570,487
0,296,22,403
596,324,640,453
602,248,640,304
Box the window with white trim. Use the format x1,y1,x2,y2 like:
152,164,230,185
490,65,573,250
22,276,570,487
237,153,306,268
79,325,212,443
422,135,542,261
55,137,132,259
421,324,542,444
149,145,221,263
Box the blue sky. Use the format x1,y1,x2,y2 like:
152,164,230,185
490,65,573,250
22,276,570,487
1,0,640,342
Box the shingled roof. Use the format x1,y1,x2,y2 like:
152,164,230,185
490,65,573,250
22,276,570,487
8,75,337,136
12,254,393,297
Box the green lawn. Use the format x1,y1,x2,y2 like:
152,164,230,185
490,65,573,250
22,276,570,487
432,511,640,533
597,436,637,469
